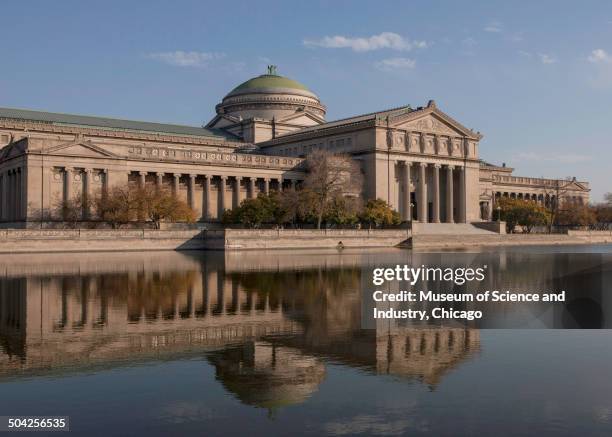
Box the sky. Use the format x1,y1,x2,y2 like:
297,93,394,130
1,0,611,201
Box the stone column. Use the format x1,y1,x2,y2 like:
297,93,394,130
188,174,196,210
249,177,256,199
403,162,411,221
417,162,427,222
16,168,22,221
432,164,440,223
173,173,180,196
139,171,146,187
263,178,270,195
83,169,92,219
446,166,454,223
101,169,109,198
156,172,163,189
203,175,211,220
235,176,242,208
219,176,227,214
64,167,73,203
458,166,466,223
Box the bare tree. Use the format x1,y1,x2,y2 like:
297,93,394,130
303,149,363,229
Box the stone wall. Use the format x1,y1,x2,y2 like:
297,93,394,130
222,229,411,250
411,232,612,249
0,228,411,253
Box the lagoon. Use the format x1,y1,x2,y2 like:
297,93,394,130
0,245,611,436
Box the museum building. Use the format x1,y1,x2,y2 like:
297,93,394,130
0,66,590,227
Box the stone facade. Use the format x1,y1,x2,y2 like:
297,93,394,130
0,68,590,227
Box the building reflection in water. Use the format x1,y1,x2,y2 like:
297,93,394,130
13,248,598,409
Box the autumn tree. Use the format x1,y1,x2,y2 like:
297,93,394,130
93,186,195,229
498,197,550,233
303,149,363,229
138,185,196,229
556,202,596,228
360,199,401,228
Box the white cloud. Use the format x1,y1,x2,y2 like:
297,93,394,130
146,51,225,67
588,49,612,63
484,21,502,33
538,53,557,64
303,32,427,52
375,57,416,71
514,152,592,163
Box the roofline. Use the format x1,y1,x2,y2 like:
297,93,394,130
0,106,233,140
257,105,412,147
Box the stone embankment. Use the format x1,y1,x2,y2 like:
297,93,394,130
0,227,608,253
0,228,411,253
410,230,612,249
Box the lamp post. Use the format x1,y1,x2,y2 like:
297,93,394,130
496,206,501,222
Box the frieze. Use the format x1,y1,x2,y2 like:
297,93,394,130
126,146,303,169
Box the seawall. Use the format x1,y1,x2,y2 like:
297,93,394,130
0,228,609,254
0,228,411,253
410,231,612,249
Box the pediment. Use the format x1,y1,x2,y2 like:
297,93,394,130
563,181,589,192
388,106,482,140
392,113,464,136
0,138,27,160
46,140,119,158
276,111,325,126
206,114,241,129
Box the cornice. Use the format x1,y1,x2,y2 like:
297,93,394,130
0,118,244,148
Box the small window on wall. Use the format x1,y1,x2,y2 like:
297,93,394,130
0,134,8,145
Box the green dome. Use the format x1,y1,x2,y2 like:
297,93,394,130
232,74,310,92
225,70,317,99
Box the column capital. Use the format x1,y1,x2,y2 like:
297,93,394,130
419,162,428,168
433,164,441,169
404,161,412,167
189,173,197,179
173,173,181,178
138,171,148,176
220,175,228,180
156,172,164,177
447,165,455,170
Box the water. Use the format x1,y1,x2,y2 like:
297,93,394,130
0,246,611,436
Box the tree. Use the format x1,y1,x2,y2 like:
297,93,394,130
303,149,363,229
93,185,195,229
497,197,550,233
359,198,401,228
593,193,612,229
222,195,274,228
556,203,596,228
93,186,140,228
323,193,362,226
138,186,196,229
56,193,92,227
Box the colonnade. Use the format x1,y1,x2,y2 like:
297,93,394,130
399,161,466,223
130,171,299,220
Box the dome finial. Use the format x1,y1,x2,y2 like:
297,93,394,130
267,65,278,75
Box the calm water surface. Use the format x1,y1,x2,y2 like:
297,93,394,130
0,246,611,436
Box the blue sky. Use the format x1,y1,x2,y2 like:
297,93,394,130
1,0,611,200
